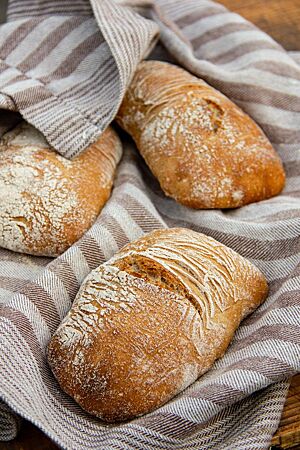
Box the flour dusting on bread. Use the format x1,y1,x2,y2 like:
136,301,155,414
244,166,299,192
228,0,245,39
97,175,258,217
0,122,122,256
48,228,268,422
117,61,285,209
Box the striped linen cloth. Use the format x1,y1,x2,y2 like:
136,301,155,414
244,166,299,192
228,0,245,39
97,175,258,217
0,0,299,448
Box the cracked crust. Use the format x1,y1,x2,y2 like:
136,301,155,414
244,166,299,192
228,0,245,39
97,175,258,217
47,228,268,422
0,122,122,256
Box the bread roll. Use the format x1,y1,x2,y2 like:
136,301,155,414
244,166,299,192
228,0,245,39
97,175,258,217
47,228,268,422
116,61,285,209
0,122,122,256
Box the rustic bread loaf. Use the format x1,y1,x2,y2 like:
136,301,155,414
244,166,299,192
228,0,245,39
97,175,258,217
47,228,268,422
116,60,285,209
0,122,122,256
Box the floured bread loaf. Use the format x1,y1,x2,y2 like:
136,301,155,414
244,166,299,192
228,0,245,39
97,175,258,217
47,228,268,422
116,61,285,209
0,122,122,256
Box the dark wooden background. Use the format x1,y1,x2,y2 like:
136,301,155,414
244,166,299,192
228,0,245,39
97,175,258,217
0,1,299,449
0,1,8,23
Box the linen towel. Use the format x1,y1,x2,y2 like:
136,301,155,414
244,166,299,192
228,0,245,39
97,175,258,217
0,0,299,449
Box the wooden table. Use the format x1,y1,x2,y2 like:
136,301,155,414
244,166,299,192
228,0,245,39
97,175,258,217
0,1,299,449
272,375,300,449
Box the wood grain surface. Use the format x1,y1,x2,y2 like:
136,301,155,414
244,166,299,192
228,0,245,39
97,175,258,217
0,0,7,23
272,375,300,449
0,0,299,449
219,0,300,51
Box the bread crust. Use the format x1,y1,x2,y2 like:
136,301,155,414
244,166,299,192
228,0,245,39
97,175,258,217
0,122,122,256
48,228,268,422
116,61,285,209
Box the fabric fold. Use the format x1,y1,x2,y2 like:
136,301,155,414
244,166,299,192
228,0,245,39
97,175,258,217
6,0,93,20
0,0,158,157
0,0,299,449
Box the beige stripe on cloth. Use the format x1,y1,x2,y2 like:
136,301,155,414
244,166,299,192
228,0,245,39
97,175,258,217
0,0,300,449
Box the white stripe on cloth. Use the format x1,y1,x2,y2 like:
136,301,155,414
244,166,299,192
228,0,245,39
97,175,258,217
236,102,300,131
235,306,300,340
196,30,277,58
2,294,52,347
62,247,91,285
26,18,99,79
0,0,299,448
6,17,68,67
182,13,248,40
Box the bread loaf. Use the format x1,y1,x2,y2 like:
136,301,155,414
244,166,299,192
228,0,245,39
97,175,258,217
116,61,285,209
47,228,268,422
0,122,122,256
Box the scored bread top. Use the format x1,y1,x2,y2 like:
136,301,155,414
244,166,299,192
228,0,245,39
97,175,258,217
48,228,268,422
117,61,285,209
49,262,205,421
110,228,267,333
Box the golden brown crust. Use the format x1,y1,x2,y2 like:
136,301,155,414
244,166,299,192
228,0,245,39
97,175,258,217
0,122,122,256
47,228,268,422
116,61,285,209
